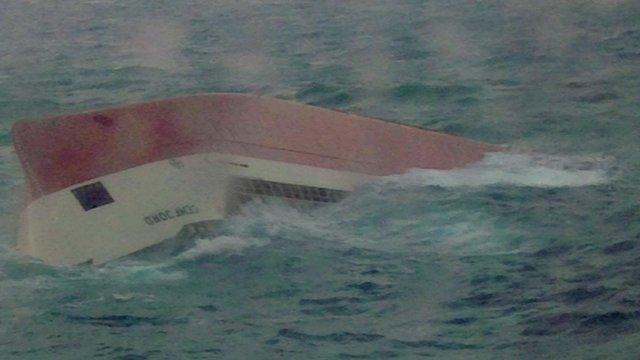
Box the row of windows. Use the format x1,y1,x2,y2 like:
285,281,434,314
232,178,347,203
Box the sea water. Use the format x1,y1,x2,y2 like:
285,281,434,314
1,0,639,358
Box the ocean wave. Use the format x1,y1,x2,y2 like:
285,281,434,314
176,235,269,260
378,152,611,188
93,261,187,282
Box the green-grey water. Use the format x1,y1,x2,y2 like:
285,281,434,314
1,0,639,358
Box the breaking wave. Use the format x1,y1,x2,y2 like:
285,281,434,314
378,152,611,188
176,235,268,260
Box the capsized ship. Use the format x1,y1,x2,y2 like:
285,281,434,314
12,93,501,265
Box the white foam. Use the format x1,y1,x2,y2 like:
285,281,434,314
230,200,327,237
177,235,268,260
379,152,610,188
111,292,156,302
91,262,187,282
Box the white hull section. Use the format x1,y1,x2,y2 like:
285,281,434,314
19,152,372,265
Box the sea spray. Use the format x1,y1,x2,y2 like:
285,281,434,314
177,235,269,261
377,152,611,189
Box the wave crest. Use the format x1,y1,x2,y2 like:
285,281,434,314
177,236,268,260
379,152,611,188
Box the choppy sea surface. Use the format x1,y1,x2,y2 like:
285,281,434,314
1,1,639,359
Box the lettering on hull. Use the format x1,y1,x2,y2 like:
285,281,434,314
144,205,200,225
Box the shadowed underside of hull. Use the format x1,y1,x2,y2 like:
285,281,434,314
11,93,502,265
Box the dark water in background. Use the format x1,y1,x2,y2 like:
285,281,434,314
1,0,639,358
